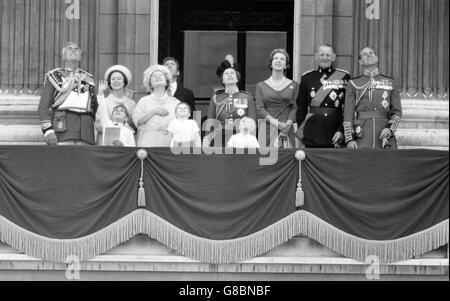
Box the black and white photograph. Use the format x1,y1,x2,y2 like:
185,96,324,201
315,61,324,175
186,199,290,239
0,0,448,286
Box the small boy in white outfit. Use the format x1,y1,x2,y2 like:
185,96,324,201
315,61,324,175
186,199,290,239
227,117,259,149
167,102,201,148
102,104,136,147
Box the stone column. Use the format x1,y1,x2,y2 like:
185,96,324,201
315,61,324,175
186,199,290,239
298,0,354,74
98,0,152,100
299,0,334,73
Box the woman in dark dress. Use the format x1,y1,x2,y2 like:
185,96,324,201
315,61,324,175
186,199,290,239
256,49,299,148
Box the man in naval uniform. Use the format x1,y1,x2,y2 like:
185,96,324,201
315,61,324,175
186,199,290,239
296,45,351,148
38,42,98,146
344,46,402,149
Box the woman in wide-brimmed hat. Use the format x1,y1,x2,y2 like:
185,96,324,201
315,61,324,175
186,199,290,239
96,65,136,144
132,64,180,147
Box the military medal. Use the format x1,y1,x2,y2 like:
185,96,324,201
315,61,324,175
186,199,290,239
58,122,64,130
355,125,362,135
382,91,389,108
310,88,316,98
335,100,340,108
237,109,245,117
330,91,337,101
339,92,345,100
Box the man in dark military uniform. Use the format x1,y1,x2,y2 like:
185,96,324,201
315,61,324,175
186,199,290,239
38,42,97,145
296,45,351,148
344,46,402,149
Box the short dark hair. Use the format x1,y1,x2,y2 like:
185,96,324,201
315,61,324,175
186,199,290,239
107,70,128,90
163,57,180,70
359,46,376,60
268,49,291,72
112,104,129,118
163,56,183,81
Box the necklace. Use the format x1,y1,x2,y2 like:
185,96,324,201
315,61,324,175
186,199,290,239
269,76,288,90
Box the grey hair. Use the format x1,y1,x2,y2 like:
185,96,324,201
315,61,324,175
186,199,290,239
62,42,82,59
143,65,172,93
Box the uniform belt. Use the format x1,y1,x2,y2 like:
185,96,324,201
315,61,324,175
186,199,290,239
358,111,389,119
310,107,338,115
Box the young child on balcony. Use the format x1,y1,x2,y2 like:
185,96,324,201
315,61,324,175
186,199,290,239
167,102,201,148
102,104,136,147
227,117,260,149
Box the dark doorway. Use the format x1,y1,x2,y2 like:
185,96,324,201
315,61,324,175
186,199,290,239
159,0,295,101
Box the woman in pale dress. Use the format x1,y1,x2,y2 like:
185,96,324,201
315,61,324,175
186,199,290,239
255,49,299,148
133,65,180,147
96,65,136,145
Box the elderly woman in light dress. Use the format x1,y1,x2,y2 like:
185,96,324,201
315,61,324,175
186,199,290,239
132,65,180,147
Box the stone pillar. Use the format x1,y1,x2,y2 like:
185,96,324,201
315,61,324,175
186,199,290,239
98,0,152,100
331,0,354,72
117,0,152,100
98,0,120,82
299,0,334,73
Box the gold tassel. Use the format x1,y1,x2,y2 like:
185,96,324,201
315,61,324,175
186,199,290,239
138,187,146,208
295,151,307,208
296,191,304,208
136,149,149,208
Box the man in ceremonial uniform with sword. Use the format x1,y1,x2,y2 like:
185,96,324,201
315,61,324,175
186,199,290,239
296,45,351,148
38,42,98,146
344,46,402,149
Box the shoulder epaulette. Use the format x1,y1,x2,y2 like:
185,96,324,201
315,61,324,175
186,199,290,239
45,68,63,80
78,68,94,78
239,90,252,96
336,68,350,75
47,68,63,75
43,68,63,86
380,74,394,79
215,89,225,95
301,69,315,77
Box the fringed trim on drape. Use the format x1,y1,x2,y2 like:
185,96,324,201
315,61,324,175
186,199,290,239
299,211,449,263
138,210,303,264
0,211,143,263
138,210,449,264
0,210,448,264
